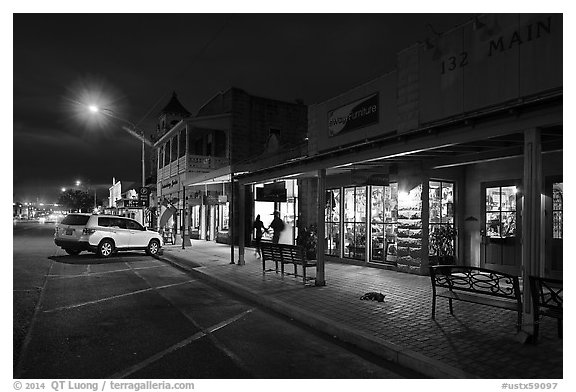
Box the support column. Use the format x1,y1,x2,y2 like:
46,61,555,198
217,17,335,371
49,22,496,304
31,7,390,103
230,175,235,265
316,169,326,286
237,183,246,265
522,128,543,335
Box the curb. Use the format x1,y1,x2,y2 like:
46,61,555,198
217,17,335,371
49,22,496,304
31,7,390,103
156,251,475,379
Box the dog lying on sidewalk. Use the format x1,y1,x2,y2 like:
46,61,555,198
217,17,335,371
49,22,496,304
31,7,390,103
360,292,386,302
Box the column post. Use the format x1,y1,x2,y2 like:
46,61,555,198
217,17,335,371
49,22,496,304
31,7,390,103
316,169,326,286
238,182,246,265
522,128,543,335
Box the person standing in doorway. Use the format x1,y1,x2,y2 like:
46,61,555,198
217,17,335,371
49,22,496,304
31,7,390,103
268,211,285,244
252,214,267,258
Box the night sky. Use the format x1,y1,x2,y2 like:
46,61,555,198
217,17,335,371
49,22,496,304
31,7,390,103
13,12,476,204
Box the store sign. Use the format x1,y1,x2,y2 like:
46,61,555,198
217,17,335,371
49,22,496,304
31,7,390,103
218,195,228,203
138,187,150,207
256,181,287,202
328,93,379,137
351,170,389,186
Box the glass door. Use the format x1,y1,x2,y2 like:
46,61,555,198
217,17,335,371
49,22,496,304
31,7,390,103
481,181,522,275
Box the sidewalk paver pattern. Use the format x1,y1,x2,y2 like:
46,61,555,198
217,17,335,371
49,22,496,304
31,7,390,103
160,242,562,379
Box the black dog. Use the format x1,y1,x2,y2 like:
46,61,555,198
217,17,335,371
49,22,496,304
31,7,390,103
360,292,385,302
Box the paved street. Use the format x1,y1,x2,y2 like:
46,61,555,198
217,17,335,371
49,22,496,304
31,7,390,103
13,222,422,379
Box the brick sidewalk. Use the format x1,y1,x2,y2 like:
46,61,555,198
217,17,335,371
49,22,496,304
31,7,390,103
158,243,563,379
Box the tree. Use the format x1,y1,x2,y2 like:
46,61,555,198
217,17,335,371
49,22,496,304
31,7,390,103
58,189,94,213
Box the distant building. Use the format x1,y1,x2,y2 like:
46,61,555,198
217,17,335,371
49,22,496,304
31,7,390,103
154,87,307,245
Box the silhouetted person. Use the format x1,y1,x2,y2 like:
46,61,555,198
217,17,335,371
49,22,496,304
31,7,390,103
252,214,267,258
268,211,285,244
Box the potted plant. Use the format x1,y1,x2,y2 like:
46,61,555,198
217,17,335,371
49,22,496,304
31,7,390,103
296,224,318,260
429,225,457,265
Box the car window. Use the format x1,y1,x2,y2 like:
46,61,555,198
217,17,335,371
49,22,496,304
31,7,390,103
61,215,90,226
125,219,144,230
98,217,114,227
113,218,128,229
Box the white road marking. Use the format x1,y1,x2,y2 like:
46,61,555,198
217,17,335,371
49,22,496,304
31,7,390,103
47,264,168,279
41,280,195,313
109,308,254,379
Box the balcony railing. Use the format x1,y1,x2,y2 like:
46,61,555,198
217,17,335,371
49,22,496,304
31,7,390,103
157,155,229,181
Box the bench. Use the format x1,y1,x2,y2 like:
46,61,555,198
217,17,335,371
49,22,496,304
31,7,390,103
529,276,562,343
260,242,317,284
429,265,522,332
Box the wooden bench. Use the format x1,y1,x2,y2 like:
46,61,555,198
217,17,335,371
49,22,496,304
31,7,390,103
529,276,562,343
260,242,317,284
429,265,522,332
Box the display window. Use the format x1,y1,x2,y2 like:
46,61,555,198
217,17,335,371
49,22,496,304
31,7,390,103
219,202,229,231
343,186,367,260
190,205,200,231
325,189,341,256
370,184,398,264
429,181,455,255
552,182,563,239
484,185,516,238
253,180,298,244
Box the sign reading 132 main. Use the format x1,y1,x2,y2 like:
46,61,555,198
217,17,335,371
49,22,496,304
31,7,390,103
328,93,379,137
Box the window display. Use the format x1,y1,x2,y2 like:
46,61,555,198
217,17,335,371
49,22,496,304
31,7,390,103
553,182,563,239
485,186,517,238
343,186,367,260
220,202,229,231
325,189,340,256
429,181,455,256
370,184,398,264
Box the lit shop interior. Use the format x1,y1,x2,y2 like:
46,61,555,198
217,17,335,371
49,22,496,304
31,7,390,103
252,180,298,244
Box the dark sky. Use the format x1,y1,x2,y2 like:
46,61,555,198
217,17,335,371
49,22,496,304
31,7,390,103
13,13,476,203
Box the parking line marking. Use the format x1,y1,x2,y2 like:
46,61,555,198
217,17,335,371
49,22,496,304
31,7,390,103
109,308,254,379
41,280,196,313
14,259,55,378
47,265,168,279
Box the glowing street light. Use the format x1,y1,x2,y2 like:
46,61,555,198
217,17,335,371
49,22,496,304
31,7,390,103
88,105,99,113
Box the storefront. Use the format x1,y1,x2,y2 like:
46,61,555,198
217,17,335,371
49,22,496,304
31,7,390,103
236,13,562,279
252,179,298,244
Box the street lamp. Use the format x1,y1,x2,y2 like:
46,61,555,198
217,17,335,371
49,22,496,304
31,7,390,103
87,104,153,188
88,104,154,224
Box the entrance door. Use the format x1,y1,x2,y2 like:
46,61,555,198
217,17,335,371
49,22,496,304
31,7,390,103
545,177,563,279
481,181,522,275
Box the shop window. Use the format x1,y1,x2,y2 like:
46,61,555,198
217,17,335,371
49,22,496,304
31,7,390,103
325,189,340,256
552,182,563,239
220,203,229,231
191,206,200,231
429,181,455,255
370,184,398,264
343,186,367,260
485,185,517,238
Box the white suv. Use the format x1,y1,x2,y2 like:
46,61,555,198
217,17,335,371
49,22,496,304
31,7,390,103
54,213,163,258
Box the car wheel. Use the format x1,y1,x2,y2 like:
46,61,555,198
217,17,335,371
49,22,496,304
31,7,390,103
97,239,114,258
64,248,81,256
146,239,160,256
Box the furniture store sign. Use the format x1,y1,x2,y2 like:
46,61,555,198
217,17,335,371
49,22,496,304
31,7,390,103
328,93,379,137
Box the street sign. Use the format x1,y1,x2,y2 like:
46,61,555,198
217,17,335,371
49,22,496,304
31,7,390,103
138,187,150,207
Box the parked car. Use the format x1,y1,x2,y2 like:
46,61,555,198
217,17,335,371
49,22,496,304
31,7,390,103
54,213,163,257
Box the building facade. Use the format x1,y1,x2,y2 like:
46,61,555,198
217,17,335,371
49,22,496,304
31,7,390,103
236,13,562,282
